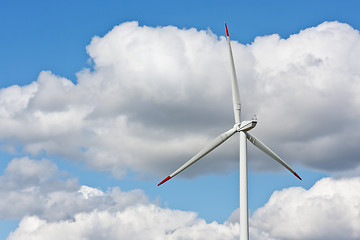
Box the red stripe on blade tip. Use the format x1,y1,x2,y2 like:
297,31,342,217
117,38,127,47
224,22,229,37
293,172,302,180
158,176,171,186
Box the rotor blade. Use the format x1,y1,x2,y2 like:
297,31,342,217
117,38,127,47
246,132,302,180
225,22,241,124
158,127,238,186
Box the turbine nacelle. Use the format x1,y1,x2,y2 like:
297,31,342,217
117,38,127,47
236,120,257,132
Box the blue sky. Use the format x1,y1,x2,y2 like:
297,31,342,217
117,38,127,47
1,1,360,239
2,0,360,87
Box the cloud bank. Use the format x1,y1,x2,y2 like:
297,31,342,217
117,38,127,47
8,209,239,240
1,21,359,179
4,157,360,240
2,157,239,240
250,177,360,240
0,157,148,221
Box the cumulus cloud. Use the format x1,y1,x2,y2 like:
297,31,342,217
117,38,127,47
2,153,359,240
0,157,148,221
250,177,360,240
6,170,360,240
0,21,359,178
2,157,240,240
7,208,239,240
248,21,360,172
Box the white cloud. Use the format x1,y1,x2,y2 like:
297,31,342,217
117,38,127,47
7,175,360,239
2,156,360,239
2,157,240,240
0,157,148,221
7,207,239,240
0,21,359,178
248,21,360,172
250,177,360,240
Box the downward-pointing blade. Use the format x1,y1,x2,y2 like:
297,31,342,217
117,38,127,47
158,127,238,186
246,132,302,180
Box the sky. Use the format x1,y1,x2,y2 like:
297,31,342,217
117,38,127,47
1,0,360,239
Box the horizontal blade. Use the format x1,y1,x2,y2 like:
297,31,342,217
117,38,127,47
246,132,302,180
158,127,238,186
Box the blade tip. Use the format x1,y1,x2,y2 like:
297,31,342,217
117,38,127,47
158,176,171,186
224,22,229,37
294,172,302,180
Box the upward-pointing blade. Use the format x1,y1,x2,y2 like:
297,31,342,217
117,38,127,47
225,22,241,124
158,127,238,186
246,132,302,180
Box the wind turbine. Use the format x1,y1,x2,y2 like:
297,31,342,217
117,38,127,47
158,23,302,240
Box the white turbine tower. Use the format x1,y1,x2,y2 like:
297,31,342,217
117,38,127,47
158,23,302,240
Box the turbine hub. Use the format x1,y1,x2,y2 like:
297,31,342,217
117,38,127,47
236,120,257,132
